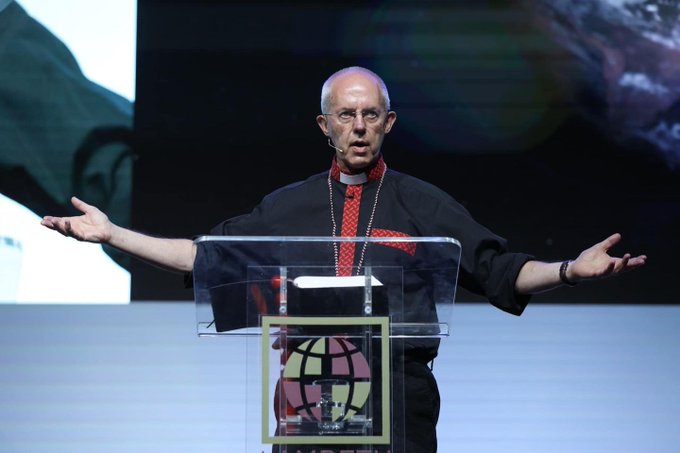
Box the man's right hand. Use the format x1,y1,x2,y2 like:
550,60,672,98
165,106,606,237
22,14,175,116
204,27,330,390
41,196,196,272
41,196,113,244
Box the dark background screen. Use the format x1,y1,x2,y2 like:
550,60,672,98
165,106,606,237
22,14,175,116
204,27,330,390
132,0,679,303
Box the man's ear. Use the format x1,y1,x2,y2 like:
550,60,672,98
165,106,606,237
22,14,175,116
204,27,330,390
384,111,397,134
316,114,329,136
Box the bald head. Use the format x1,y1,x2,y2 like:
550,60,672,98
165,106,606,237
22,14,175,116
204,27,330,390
320,67,391,113
316,66,397,174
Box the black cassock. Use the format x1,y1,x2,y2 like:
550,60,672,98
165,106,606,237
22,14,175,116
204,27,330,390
202,157,533,453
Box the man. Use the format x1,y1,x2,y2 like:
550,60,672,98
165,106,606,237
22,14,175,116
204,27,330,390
41,67,646,452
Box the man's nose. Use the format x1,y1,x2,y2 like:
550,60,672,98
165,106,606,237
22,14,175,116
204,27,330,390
352,113,367,131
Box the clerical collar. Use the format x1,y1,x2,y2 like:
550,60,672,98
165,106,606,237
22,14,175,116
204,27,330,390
330,155,386,184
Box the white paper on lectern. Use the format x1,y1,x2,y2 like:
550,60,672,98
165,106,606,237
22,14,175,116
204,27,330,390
292,275,383,289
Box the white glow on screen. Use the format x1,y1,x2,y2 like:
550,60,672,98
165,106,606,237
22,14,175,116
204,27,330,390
0,194,130,303
1,0,136,303
17,0,137,101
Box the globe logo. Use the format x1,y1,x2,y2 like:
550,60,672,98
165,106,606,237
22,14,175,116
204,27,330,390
282,337,371,429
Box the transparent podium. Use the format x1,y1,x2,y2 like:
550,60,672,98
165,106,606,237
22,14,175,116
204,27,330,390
193,236,461,453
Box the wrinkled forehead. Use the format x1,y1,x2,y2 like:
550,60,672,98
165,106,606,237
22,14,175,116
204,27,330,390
327,73,385,109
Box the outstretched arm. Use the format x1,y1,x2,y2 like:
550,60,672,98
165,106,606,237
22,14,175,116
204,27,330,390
514,233,647,295
41,196,196,273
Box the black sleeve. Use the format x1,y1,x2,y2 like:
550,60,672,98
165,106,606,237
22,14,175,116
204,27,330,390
185,205,268,288
443,202,533,315
403,177,533,315
209,207,267,236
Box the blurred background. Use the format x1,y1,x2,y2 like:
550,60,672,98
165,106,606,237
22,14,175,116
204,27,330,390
1,0,677,303
0,0,135,302
132,0,679,303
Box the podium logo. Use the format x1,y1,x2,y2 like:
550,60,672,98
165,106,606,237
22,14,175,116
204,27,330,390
283,337,371,424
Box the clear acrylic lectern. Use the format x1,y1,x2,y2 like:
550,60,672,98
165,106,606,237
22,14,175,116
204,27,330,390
193,236,461,453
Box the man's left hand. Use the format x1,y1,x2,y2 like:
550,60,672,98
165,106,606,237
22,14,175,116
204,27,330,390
567,233,647,283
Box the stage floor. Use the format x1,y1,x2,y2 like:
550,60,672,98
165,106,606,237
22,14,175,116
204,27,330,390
1,302,678,452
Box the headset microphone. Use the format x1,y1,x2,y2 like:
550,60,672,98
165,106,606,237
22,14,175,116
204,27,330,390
327,138,345,154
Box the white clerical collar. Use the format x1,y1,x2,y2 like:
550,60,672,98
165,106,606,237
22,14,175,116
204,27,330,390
330,156,386,184
339,172,368,185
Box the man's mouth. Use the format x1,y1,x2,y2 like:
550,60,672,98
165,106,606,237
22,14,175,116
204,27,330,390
350,141,370,152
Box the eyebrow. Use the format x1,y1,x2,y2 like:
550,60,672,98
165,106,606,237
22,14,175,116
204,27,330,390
336,108,381,113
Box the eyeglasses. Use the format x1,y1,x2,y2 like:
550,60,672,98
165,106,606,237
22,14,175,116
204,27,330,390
323,109,383,124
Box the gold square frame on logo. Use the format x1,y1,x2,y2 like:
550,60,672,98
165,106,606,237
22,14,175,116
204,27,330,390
261,315,391,445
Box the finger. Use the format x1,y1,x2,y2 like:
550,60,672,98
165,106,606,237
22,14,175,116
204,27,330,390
625,255,647,269
615,254,631,273
70,196,92,214
50,219,70,237
63,219,86,241
596,233,622,252
603,259,615,276
49,217,64,232
634,254,647,263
